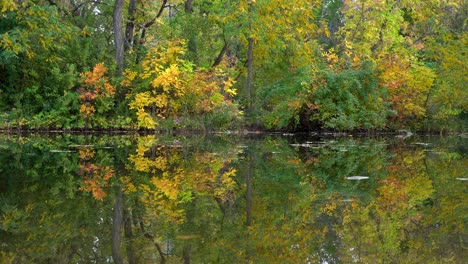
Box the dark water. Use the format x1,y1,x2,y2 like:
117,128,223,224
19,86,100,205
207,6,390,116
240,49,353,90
0,133,466,263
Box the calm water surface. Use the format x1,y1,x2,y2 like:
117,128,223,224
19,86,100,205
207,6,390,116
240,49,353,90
0,133,466,263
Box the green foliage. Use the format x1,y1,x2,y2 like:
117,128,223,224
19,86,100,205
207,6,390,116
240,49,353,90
258,62,389,130
310,62,390,130
257,68,311,129
0,2,83,128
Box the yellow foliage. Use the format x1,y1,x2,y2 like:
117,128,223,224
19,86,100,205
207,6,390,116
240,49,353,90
79,104,95,118
121,69,138,87
125,40,238,127
1,0,17,12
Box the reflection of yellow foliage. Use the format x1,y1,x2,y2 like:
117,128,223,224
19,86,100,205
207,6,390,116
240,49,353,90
320,201,337,216
82,178,106,200
129,150,167,173
79,147,95,160
127,137,239,224
121,176,137,194
151,177,179,200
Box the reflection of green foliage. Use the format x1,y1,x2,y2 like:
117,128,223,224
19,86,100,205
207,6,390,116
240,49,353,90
0,134,466,263
305,138,389,200
0,134,133,262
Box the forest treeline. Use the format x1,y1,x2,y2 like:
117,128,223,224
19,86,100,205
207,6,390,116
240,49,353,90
0,0,466,132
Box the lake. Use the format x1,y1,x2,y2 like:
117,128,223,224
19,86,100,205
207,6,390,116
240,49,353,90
0,133,466,263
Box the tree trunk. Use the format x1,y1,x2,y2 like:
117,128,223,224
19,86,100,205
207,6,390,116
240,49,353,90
113,0,125,74
247,37,254,111
212,42,227,68
125,0,138,51
247,2,254,111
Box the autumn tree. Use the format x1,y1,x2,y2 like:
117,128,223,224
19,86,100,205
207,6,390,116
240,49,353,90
123,40,240,130
78,63,116,128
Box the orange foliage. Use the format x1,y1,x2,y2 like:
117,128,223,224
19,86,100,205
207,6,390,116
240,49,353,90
78,63,115,122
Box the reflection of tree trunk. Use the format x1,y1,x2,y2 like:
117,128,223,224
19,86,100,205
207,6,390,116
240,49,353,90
185,0,194,13
215,196,226,215
183,244,192,264
50,243,76,264
124,209,137,264
246,152,252,226
138,216,166,263
244,151,253,263
112,187,124,264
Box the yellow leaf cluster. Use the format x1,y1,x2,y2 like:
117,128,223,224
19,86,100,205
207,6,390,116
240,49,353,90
1,0,17,12
151,177,179,200
121,70,138,87
79,104,95,118
152,64,185,96
378,55,435,121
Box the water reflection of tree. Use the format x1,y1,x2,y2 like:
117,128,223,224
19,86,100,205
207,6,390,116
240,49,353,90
335,139,467,263
0,134,125,263
115,135,241,263
0,134,466,263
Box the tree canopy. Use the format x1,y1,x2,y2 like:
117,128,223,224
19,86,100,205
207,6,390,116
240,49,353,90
1,0,466,131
